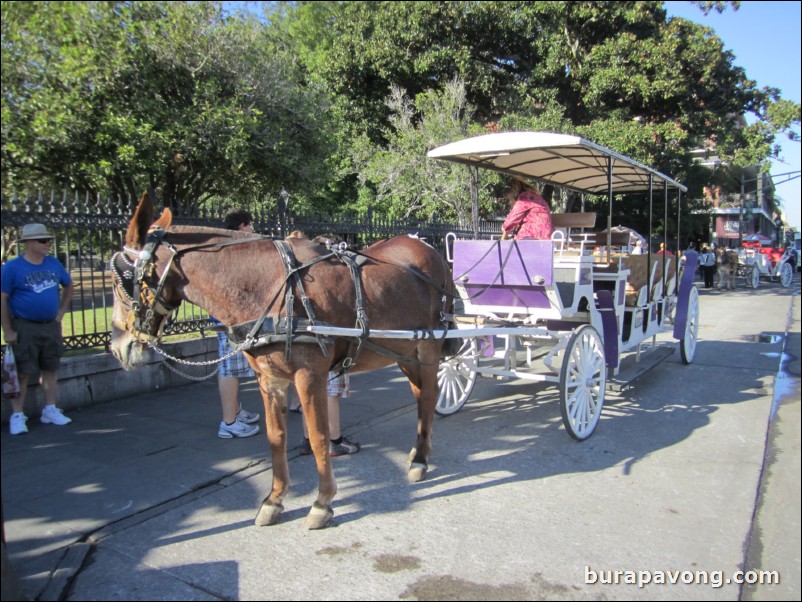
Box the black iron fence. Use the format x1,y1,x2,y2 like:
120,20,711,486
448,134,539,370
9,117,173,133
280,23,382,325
2,190,501,352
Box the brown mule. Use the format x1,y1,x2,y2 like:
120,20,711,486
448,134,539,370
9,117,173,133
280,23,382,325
111,192,453,529
715,247,738,290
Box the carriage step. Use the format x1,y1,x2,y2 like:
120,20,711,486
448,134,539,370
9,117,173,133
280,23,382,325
607,346,674,392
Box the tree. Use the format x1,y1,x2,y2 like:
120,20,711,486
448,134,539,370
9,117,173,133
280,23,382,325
355,78,491,225
1,1,334,213
280,1,799,220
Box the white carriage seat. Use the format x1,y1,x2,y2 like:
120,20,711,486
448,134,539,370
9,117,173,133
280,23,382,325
551,212,597,253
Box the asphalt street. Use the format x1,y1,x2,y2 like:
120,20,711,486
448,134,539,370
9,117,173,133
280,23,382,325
2,275,800,601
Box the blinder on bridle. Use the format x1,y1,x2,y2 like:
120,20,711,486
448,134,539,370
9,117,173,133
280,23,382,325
111,227,180,344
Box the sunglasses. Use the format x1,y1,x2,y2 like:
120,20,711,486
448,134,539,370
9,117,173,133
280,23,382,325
31,239,52,244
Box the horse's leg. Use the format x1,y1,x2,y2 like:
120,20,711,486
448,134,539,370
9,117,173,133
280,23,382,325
398,342,440,483
255,374,291,526
295,369,336,530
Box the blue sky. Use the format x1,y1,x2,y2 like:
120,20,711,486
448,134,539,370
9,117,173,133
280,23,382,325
665,1,801,231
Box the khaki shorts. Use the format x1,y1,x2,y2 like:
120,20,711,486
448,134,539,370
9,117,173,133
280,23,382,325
11,317,64,375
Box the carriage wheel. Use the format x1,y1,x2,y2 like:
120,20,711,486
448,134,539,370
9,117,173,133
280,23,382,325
436,338,479,416
680,286,700,365
750,266,760,289
779,262,793,288
559,325,606,441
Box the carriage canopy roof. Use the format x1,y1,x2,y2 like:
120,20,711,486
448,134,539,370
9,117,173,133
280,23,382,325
428,132,687,195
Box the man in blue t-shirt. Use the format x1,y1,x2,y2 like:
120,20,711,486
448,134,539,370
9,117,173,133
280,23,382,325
1,223,75,435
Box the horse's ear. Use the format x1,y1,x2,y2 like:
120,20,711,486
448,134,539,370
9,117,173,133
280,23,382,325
153,207,173,231
126,192,154,248
125,192,174,247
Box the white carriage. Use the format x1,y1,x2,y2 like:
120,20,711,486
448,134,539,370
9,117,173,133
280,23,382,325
305,132,698,442
429,132,698,440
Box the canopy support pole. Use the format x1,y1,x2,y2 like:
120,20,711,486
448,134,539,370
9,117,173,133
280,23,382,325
606,155,613,262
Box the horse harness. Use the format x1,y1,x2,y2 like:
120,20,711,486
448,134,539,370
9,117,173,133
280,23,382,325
113,229,453,373
111,228,181,343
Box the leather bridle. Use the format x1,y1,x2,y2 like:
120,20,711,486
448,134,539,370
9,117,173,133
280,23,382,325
111,227,181,344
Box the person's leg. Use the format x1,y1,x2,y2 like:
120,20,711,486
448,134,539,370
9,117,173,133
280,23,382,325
8,373,29,434
39,369,72,425
39,369,58,406
218,374,240,424
10,373,28,414
217,373,259,438
326,394,342,440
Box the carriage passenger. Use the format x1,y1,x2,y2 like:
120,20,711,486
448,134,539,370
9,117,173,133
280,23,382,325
500,178,554,241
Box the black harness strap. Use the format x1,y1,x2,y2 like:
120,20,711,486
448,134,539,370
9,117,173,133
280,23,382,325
272,240,330,360
326,246,371,374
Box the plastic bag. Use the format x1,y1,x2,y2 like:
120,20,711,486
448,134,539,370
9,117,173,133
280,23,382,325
2,344,21,399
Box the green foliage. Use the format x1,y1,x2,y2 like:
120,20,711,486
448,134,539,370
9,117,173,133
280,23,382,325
354,78,494,226
1,1,333,212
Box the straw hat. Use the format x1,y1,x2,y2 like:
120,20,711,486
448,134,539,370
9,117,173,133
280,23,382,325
18,223,54,241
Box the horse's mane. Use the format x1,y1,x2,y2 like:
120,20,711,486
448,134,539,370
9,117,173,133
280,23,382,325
170,224,249,238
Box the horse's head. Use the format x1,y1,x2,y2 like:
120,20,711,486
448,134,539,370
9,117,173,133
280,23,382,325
110,192,182,369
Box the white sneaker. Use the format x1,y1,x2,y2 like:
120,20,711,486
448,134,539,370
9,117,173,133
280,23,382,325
40,405,72,426
218,419,260,439
236,407,260,424
9,413,28,435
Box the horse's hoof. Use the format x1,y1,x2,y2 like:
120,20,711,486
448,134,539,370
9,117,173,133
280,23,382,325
255,501,284,526
408,462,428,483
304,503,334,530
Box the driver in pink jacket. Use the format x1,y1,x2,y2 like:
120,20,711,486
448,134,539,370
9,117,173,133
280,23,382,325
501,183,554,241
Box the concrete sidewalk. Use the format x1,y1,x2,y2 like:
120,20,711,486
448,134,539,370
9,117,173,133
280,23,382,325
2,279,800,601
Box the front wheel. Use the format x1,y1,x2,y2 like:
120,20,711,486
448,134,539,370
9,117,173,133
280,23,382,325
680,286,700,364
750,266,760,289
559,325,606,441
436,338,479,416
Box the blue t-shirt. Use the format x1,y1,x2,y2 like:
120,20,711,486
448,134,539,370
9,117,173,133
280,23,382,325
1,255,72,321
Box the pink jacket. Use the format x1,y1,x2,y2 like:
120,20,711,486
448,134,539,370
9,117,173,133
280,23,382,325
502,190,554,240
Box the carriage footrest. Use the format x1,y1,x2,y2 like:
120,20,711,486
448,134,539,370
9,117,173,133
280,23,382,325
607,346,674,392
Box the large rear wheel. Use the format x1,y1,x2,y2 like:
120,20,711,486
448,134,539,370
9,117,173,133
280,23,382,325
779,262,793,288
559,325,606,440
436,338,479,416
680,286,700,364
